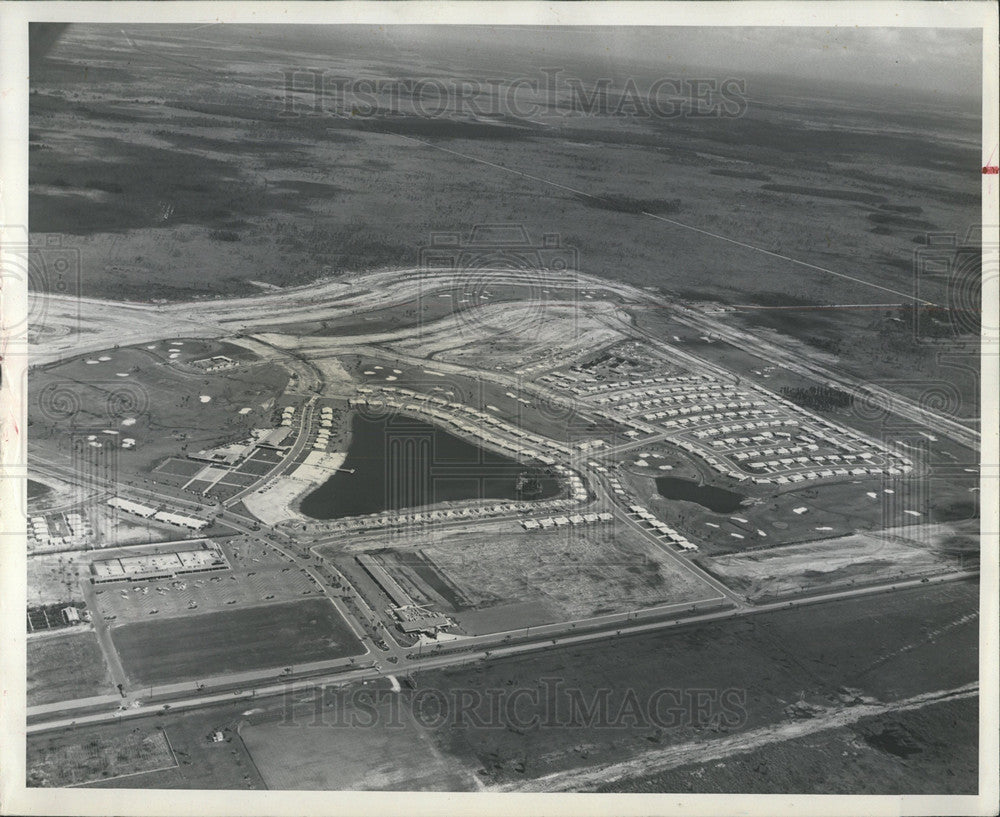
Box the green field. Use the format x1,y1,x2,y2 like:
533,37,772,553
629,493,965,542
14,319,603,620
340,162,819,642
27,630,114,706
110,599,364,685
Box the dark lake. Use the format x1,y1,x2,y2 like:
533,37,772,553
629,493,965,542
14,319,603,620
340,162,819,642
654,476,745,514
299,414,561,520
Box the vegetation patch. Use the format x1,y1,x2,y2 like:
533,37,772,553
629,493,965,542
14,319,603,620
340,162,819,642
27,728,176,787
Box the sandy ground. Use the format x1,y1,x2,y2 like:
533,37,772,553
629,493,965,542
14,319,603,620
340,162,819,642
704,521,970,599
242,451,347,525
27,552,91,605
386,301,628,372
90,505,185,548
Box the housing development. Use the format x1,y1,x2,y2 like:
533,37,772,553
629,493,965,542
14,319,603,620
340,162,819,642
9,16,993,808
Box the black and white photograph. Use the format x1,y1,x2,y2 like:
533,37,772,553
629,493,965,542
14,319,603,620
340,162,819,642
1,3,997,815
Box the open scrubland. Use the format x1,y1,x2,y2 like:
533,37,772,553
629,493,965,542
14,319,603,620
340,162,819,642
101,578,976,792
30,25,980,413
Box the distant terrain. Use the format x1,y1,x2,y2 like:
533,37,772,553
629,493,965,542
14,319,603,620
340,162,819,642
29,26,981,413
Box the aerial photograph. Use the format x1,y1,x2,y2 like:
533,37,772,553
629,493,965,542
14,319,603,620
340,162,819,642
6,11,995,812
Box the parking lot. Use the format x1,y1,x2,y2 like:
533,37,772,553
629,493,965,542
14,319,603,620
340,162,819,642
89,540,319,625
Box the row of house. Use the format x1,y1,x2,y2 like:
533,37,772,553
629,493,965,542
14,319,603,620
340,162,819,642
28,513,90,551
107,497,207,530
521,511,613,530
351,386,572,466
627,504,697,551
548,352,914,490
323,494,586,534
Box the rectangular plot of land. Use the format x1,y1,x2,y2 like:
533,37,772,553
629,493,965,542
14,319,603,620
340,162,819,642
153,458,204,478
202,484,241,501
111,599,363,685
391,524,718,629
232,458,277,477
27,630,114,706
27,728,175,788
216,472,258,487
193,465,231,482
241,698,477,791
249,448,284,464
706,525,961,601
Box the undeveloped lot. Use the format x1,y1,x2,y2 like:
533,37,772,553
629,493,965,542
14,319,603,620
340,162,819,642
415,579,978,787
599,695,978,795
240,690,481,791
328,518,717,634
703,522,972,600
37,701,266,791
110,598,363,685
27,552,90,605
388,301,628,374
32,701,267,790
27,630,114,705
27,727,175,788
